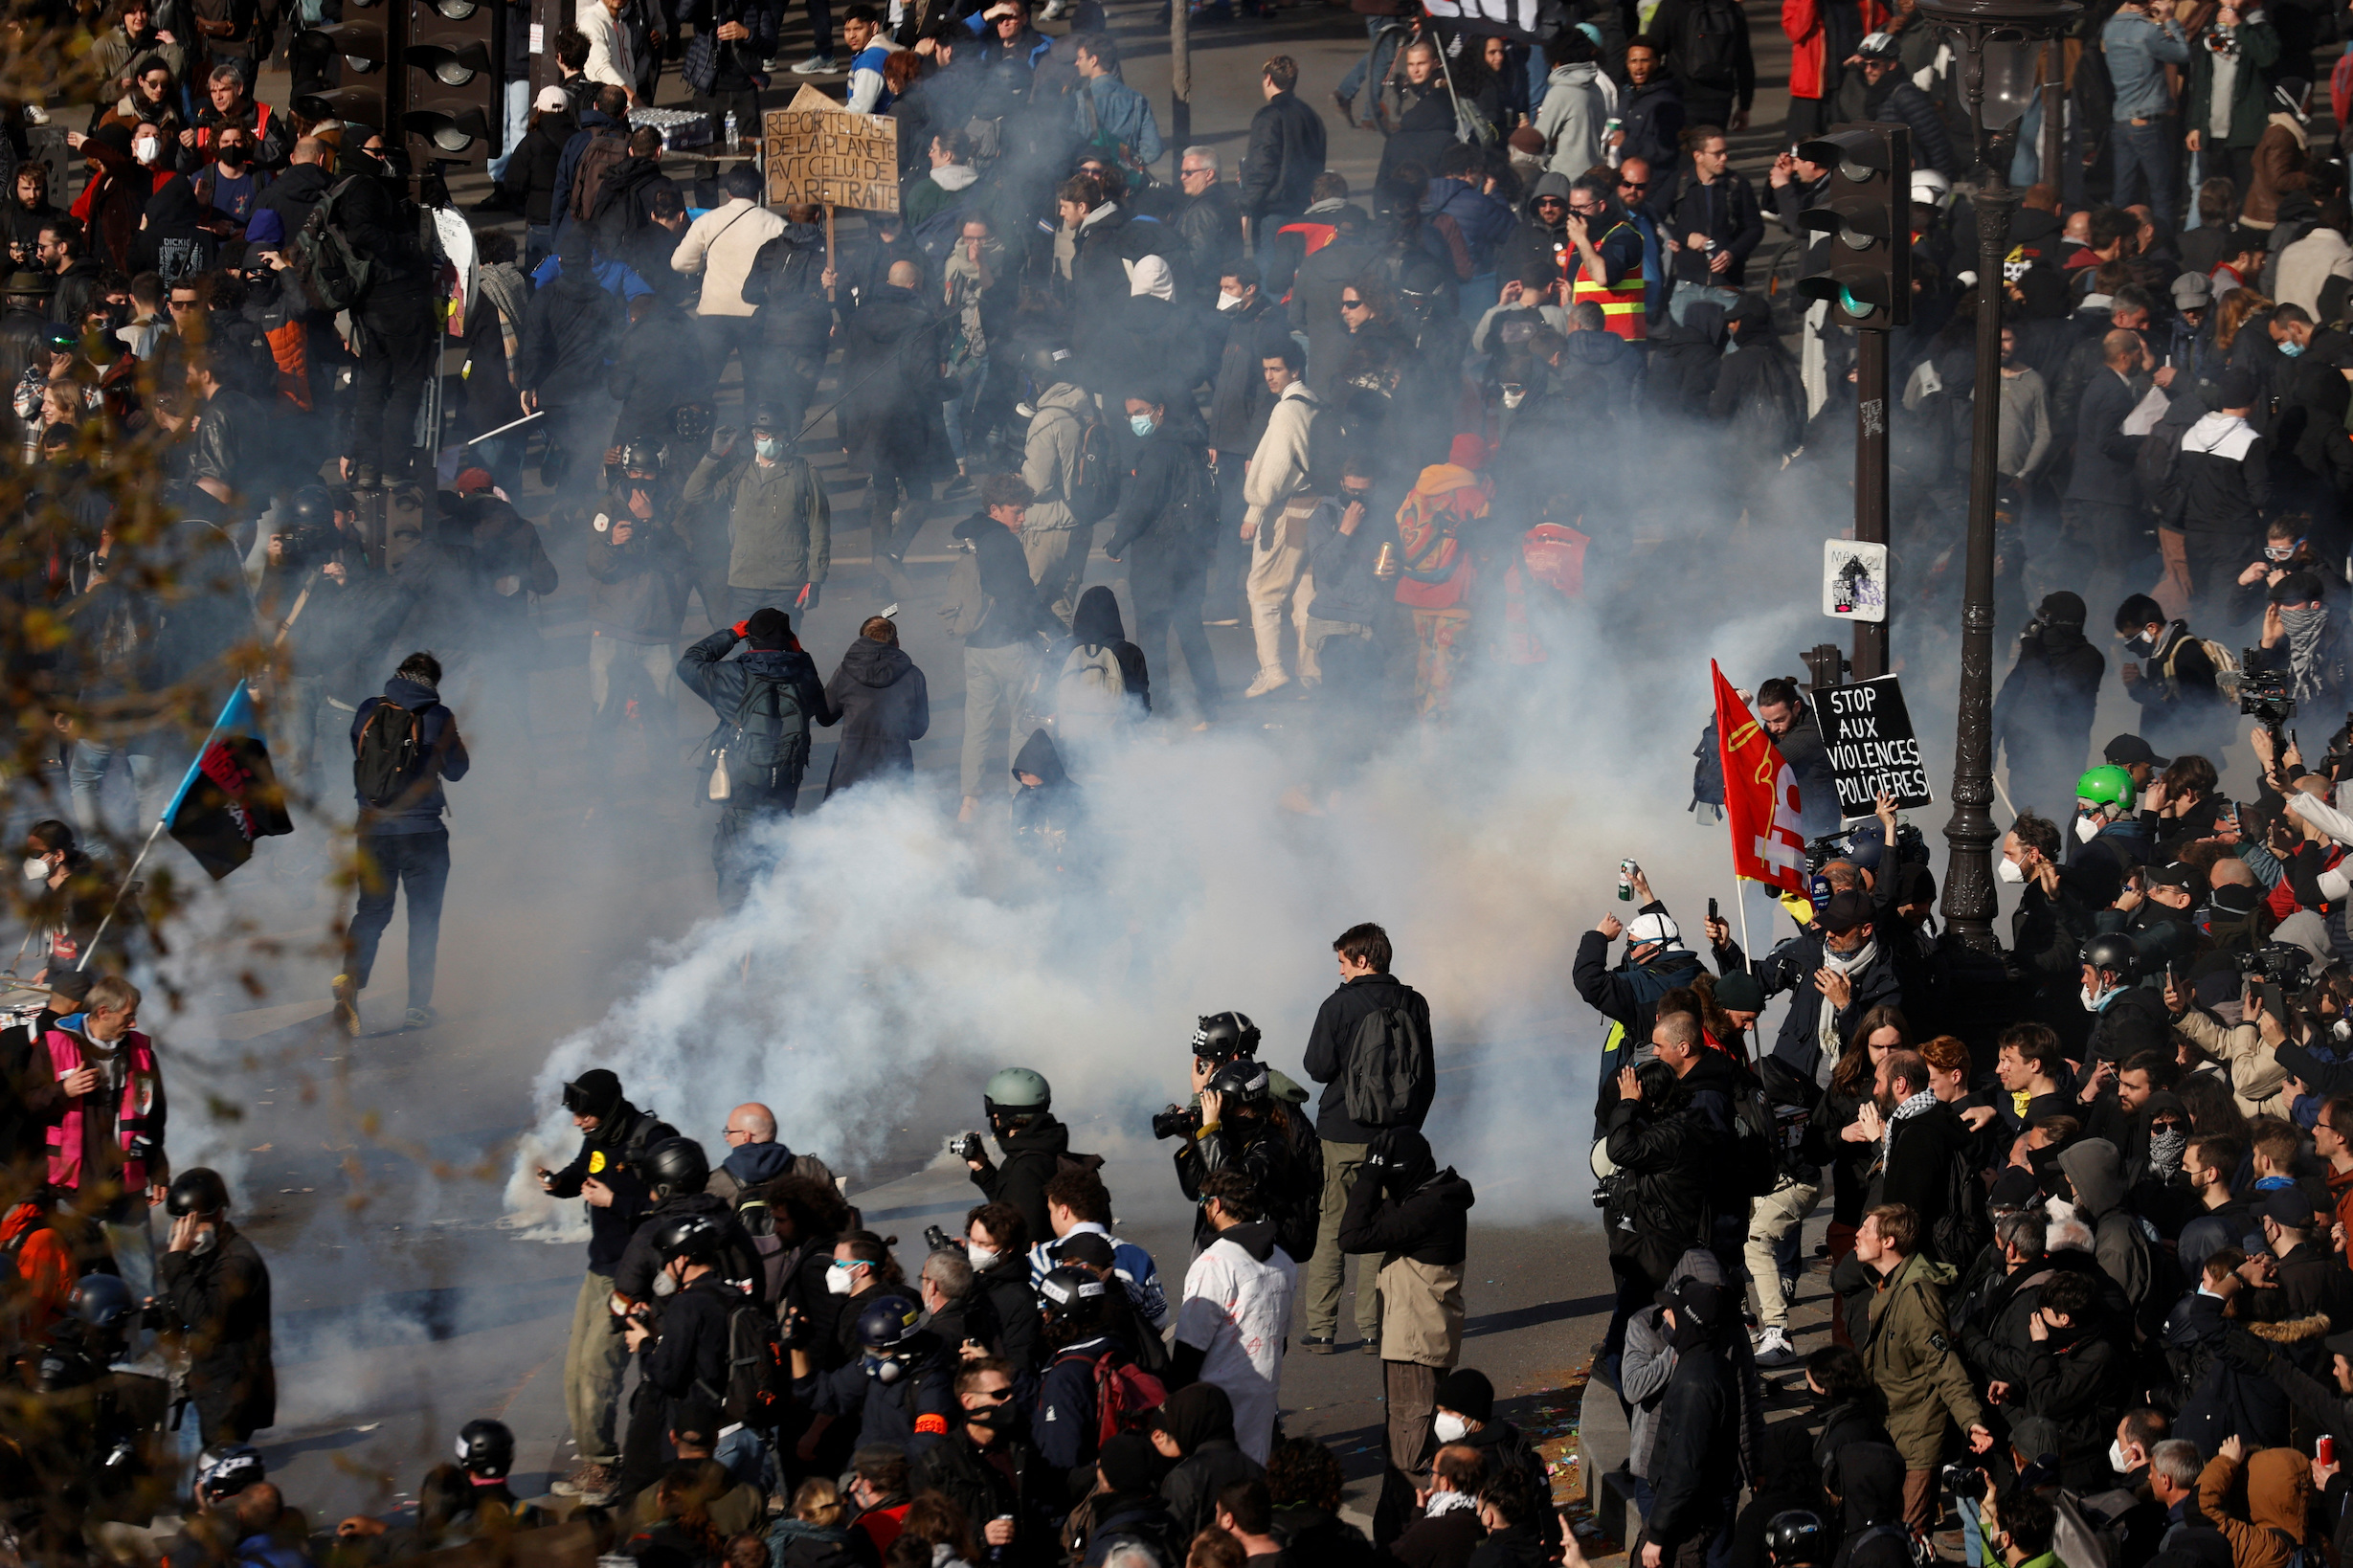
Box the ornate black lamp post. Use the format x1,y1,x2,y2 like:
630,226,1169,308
1911,0,2081,951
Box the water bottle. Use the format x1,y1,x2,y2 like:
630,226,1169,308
1618,859,1638,901
725,110,738,149
659,123,671,155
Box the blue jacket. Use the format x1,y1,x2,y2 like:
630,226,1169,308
1034,1333,1122,1470
529,252,653,302
349,677,469,834
1304,494,1394,628
1571,900,1707,1084
2102,11,2189,121
677,626,839,764
1024,1224,1168,1329
1424,176,1515,277
797,1335,954,1453
1075,75,1162,167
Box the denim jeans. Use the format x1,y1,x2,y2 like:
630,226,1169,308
346,829,452,1010
1336,20,1398,114
69,737,166,837
485,78,530,181
941,357,991,465
2110,118,2178,230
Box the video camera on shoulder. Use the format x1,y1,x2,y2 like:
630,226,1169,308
2241,651,2295,728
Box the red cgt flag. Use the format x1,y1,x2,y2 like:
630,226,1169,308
1713,661,1809,895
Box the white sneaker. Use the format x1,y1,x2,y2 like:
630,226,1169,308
1244,670,1290,699
1753,1327,1797,1366
790,53,837,73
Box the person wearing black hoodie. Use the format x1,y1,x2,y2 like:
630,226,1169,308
517,226,626,496
1013,729,1081,869
129,174,214,283
823,616,930,798
1640,1276,1750,1568
1154,1382,1264,1538
1041,586,1152,752
1337,1128,1475,1545
539,1068,679,1506
337,141,437,485
1079,1432,1186,1565
1103,386,1222,724
840,258,953,593
1825,1441,1912,1568
1995,592,2108,817
1708,291,1805,509
678,608,840,906
338,650,470,1035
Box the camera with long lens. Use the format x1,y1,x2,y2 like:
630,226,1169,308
923,1223,956,1253
1152,1104,1203,1141
2241,652,2295,727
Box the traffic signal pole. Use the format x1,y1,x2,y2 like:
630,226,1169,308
1853,326,1889,680
1795,123,1910,683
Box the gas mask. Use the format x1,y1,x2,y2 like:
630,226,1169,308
865,1352,905,1384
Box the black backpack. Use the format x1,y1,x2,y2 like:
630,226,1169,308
352,702,428,809
1271,1106,1325,1265
1342,1005,1428,1128
722,670,808,792
1672,0,1744,90
696,1291,793,1429
289,174,374,313
1056,406,1119,526
1724,1077,1782,1202
1931,1142,1993,1267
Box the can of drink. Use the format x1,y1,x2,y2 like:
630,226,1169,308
1374,541,1399,579
1618,859,1639,901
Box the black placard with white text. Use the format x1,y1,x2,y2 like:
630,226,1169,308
1809,676,1934,818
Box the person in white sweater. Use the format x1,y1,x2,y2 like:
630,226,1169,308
1240,343,1327,698
576,0,637,100
672,165,787,319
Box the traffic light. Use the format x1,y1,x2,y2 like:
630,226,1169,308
292,0,401,131
1795,124,1912,330
404,0,504,165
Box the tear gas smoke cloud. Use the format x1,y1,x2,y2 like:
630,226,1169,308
501,600,1840,1229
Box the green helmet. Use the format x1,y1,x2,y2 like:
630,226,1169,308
984,1067,1051,1115
2075,764,2138,813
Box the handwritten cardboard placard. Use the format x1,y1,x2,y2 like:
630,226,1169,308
764,83,900,213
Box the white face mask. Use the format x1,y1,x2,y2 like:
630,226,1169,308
2108,1439,2133,1474
967,1244,999,1272
2075,814,2104,844
1433,1412,1469,1444
23,857,51,882
826,1266,858,1296
1216,292,1245,312
2082,983,2118,1013
650,1268,680,1298
1501,388,1527,410
134,137,160,164
1997,858,2027,885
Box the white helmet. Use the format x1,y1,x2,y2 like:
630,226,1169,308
1911,168,1953,209
1626,911,1682,949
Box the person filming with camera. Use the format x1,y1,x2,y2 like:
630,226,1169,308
1170,1055,1323,1264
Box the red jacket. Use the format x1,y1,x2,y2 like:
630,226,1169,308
1782,0,1888,101
0,1202,75,1341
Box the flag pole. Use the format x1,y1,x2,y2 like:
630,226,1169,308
1737,877,1753,964
78,680,250,971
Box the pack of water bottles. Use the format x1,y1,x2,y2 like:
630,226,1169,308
626,106,715,150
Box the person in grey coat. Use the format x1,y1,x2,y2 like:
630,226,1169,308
822,616,930,798
1018,346,1096,626
683,405,833,622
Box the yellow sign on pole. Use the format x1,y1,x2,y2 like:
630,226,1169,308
762,83,901,213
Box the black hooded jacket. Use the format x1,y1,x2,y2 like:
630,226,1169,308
1647,1329,1745,1549
1046,586,1151,718
1827,1443,1912,1568
1709,293,1804,461
1995,612,2107,804
1104,411,1216,564
1335,1151,1473,1265
545,1097,681,1271
517,253,625,404
972,1111,1081,1247
822,635,930,796
129,175,214,280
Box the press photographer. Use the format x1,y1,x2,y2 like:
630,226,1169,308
1170,1056,1324,1263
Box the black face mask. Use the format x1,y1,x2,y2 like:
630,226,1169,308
1339,487,1373,507
965,1401,1017,1430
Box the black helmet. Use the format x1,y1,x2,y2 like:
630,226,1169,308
653,1212,727,1264
1191,1011,1262,1059
2080,933,2139,981
286,484,334,528
455,1418,516,1479
194,1443,265,1504
644,1136,710,1199
1764,1511,1826,1568
165,1168,230,1219
856,1293,923,1352
619,440,661,475
72,1272,136,1330
1205,1056,1271,1103
1037,1266,1106,1327
1021,342,1079,388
